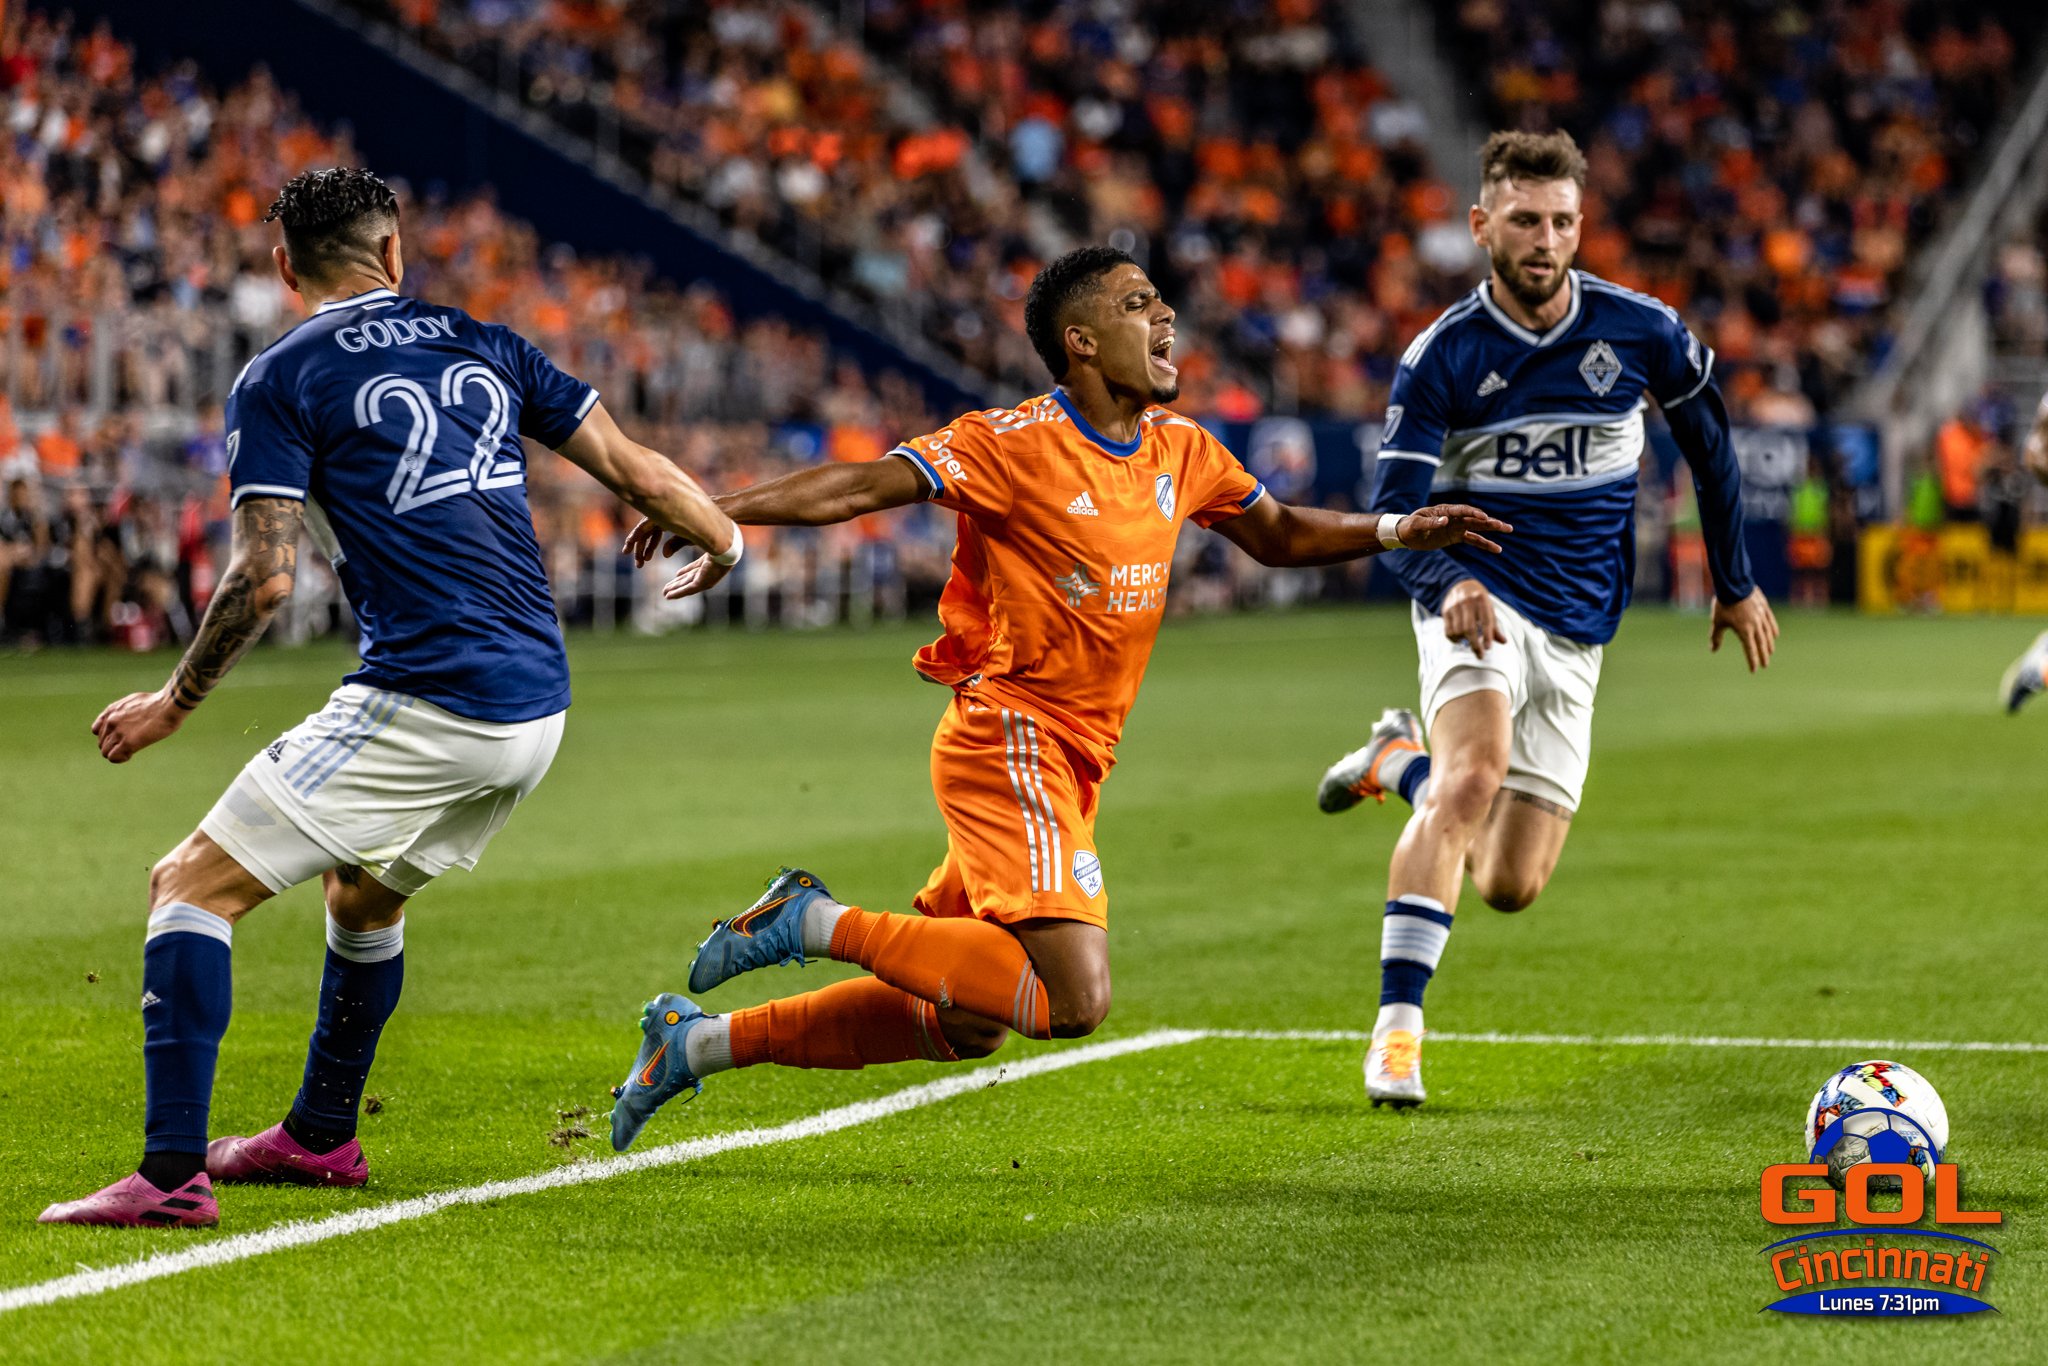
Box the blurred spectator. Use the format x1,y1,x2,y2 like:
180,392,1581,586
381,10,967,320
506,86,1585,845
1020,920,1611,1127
1443,0,2030,420
1935,407,1991,522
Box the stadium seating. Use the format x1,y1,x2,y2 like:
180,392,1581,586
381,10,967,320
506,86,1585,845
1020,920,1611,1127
1441,0,2030,423
0,10,953,647
346,0,1475,420
349,0,2034,430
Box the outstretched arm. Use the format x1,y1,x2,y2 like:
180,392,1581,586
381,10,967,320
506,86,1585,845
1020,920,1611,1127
624,454,928,584
1663,382,1778,671
717,456,927,528
559,400,738,562
1212,496,1510,566
91,496,303,763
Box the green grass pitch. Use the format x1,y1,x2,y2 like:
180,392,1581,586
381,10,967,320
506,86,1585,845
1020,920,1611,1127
1,607,2043,1362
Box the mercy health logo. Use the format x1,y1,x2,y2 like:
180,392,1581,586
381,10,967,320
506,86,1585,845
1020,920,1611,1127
1760,1163,2001,1317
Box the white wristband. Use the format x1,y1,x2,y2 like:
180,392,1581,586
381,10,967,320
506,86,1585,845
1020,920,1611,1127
710,524,744,567
1376,512,1405,550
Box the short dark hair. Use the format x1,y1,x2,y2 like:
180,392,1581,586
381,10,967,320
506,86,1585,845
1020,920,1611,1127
1024,245,1136,381
1479,129,1587,197
264,167,400,282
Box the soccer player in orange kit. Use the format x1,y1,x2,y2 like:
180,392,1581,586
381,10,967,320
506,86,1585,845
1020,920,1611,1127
604,247,1511,1149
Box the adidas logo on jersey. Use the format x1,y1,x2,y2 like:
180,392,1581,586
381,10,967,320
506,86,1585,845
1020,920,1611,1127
139,990,162,1009
1066,491,1100,517
1477,371,1508,396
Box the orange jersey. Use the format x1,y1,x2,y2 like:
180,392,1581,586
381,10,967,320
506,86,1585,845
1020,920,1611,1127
892,389,1265,777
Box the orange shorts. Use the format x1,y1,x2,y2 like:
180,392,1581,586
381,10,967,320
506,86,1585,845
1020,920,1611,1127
912,695,1107,929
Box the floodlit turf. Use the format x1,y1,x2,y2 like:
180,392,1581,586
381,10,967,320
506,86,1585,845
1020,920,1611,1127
1,606,2044,1362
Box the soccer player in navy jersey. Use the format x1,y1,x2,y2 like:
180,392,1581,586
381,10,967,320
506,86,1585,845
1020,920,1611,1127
40,168,741,1227
1314,131,1781,1107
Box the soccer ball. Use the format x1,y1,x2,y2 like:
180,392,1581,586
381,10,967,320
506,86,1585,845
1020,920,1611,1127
1803,1060,1949,1191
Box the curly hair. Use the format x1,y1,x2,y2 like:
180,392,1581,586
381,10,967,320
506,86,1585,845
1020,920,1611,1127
1023,245,1136,381
264,167,400,281
1479,130,1587,198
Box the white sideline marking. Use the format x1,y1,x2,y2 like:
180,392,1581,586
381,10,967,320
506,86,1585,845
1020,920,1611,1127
9,1022,2045,1314
1206,1028,2048,1053
0,1028,1200,1315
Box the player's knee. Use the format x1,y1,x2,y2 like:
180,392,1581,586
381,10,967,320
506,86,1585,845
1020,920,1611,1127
148,843,201,910
1048,981,1112,1038
941,1016,1010,1060
1477,875,1545,914
1428,766,1505,828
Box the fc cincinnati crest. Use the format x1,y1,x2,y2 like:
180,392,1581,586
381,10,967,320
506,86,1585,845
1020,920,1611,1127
1153,472,1176,521
1578,340,1622,396
1072,850,1103,898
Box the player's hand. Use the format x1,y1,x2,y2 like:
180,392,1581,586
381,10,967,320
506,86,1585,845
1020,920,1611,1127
622,517,692,566
1398,504,1511,554
1710,587,1779,672
1441,578,1507,659
91,688,185,764
661,552,735,600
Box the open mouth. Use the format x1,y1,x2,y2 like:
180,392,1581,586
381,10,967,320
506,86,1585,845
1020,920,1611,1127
1150,332,1177,376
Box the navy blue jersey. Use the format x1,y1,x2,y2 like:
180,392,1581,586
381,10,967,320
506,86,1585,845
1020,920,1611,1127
226,288,596,722
1371,270,1753,644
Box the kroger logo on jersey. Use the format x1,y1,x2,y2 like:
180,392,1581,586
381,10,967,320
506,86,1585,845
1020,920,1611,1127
1436,408,1645,490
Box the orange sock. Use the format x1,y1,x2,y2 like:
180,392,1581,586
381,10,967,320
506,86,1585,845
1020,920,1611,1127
728,975,960,1070
828,908,1050,1040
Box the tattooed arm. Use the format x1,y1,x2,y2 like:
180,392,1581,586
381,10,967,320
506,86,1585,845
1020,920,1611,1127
92,497,303,764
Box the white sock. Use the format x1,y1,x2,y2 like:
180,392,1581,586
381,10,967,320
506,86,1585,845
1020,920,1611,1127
800,897,848,958
1375,746,1422,797
1375,1002,1424,1036
683,1015,735,1076
1408,776,1433,809
327,915,404,963
1376,893,1451,1038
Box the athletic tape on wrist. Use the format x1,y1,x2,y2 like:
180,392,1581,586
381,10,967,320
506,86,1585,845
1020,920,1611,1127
711,524,744,567
1376,512,1405,550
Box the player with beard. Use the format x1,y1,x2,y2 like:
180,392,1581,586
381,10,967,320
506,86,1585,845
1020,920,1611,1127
1315,131,1780,1107
601,246,1511,1147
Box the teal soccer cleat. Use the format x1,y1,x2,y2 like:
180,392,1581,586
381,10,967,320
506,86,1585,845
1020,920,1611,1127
686,867,836,995
608,993,709,1152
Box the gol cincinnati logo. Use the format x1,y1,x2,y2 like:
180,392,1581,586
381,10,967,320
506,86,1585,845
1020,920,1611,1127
1759,1158,2001,1317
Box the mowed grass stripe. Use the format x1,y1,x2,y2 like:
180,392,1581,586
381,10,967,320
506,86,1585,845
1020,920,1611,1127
0,1029,1201,1315
9,1022,2042,1316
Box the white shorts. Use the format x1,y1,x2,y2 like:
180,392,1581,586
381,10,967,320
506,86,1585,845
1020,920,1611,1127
200,684,564,897
1412,596,1602,810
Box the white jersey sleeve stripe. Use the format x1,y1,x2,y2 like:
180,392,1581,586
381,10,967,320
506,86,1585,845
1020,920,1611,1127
1658,347,1717,409
1376,450,1443,466
1399,295,1483,368
230,483,308,506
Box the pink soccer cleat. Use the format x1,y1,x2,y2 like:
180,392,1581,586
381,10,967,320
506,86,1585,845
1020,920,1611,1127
208,1123,368,1187
38,1172,218,1228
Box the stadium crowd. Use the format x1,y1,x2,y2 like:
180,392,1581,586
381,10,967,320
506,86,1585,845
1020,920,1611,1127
4,3,2045,648
1446,0,2029,424
0,10,973,648
354,0,2031,431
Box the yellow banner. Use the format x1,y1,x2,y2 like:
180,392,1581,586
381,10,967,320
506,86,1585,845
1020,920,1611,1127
1859,526,2048,613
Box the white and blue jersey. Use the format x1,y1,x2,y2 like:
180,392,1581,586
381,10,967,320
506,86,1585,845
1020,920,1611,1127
1371,270,1754,644
226,288,597,722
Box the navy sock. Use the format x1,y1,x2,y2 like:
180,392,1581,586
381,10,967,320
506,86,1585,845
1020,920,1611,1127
1396,754,1433,807
1379,959,1434,1008
1378,895,1452,1010
141,904,234,1171
290,917,405,1149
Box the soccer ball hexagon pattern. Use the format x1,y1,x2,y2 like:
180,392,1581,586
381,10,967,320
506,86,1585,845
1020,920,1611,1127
1803,1060,1950,1191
